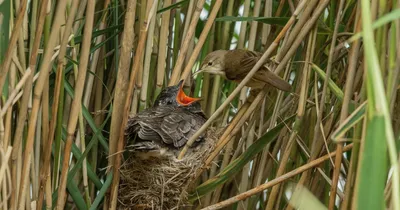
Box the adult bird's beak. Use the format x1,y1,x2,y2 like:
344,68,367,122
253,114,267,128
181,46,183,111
193,69,225,77
192,69,206,77
176,80,201,105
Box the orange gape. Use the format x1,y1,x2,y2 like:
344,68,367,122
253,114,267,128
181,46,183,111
176,82,200,106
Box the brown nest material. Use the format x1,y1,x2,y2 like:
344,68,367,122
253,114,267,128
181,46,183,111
118,128,220,210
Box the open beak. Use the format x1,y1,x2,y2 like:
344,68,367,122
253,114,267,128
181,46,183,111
176,80,201,105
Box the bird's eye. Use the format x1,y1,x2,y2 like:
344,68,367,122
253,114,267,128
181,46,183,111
208,62,213,66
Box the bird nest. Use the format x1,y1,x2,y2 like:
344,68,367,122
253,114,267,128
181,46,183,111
117,128,220,210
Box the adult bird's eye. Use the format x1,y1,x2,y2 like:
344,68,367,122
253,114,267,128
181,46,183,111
208,62,212,66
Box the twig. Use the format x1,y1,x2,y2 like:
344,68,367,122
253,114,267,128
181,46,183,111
201,144,354,210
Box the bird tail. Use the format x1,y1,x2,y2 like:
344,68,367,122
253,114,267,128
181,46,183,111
254,68,292,92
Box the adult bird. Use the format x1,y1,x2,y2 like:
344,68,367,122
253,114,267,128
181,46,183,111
125,80,207,159
194,49,291,92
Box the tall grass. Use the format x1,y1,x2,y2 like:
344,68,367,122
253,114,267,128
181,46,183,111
0,0,399,209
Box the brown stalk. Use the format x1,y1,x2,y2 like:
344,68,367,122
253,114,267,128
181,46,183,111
3,57,14,149
235,0,261,201
265,29,316,210
10,73,33,210
201,144,354,210
156,0,172,93
38,72,50,201
55,0,96,208
109,1,157,209
251,62,292,197
204,90,266,168
178,0,224,84
339,4,362,210
261,0,273,45
139,0,157,110
0,0,27,95
78,4,110,203
168,0,206,85
274,0,330,75
178,0,308,160
16,0,66,207
107,0,138,170
35,0,80,208
0,68,32,117
325,0,345,208
275,0,319,62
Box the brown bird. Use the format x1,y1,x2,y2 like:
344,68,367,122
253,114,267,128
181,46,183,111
195,49,291,92
125,80,207,159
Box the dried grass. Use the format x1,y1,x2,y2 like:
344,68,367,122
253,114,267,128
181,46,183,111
118,128,221,210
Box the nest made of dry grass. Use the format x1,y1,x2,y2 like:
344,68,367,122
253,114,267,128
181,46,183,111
117,128,221,210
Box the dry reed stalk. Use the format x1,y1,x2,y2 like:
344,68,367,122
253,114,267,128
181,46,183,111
252,66,292,202
207,90,266,164
202,144,354,210
236,123,256,210
261,0,272,46
0,68,31,117
340,4,361,210
178,0,308,159
327,0,351,209
202,17,220,203
0,146,12,183
237,0,251,51
35,0,80,207
4,50,15,150
248,0,261,50
177,0,224,84
228,0,252,197
132,0,148,114
28,0,38,54
0,0,27,95
140,0,157,110
210,107,247,205
16,0,67,207
328,0,350,209
108,0,138,173
109,1,157,209
168,0,206,85
0,146,12,206
236,1,261,204
275,0,319,62
181,0,195,46
39,77,50,201
155,0,171,97
55,0,96,208
282,3,337,206
265,30,316,209
14,0,27,71
275,2,329,75
78,4,111,201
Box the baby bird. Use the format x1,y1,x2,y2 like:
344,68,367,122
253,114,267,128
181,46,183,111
125,80,207,159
